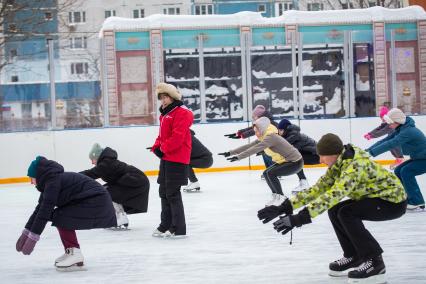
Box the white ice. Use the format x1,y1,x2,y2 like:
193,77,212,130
1,168,426,283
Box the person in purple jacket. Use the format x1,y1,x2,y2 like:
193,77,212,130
16,156,116,271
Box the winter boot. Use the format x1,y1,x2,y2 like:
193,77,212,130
152,229,166,238
292,179,309,194
112,202,129,229
329,256,364,277
183,181,201,192
348,255,386,283
55,248,85,272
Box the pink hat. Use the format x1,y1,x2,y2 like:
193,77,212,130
252,105,266,119
379,106,389,118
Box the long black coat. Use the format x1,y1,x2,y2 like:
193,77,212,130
25,157,116,235
80,147,150,214
282,124,317,155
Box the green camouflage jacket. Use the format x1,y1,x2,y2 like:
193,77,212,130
290,145,406,218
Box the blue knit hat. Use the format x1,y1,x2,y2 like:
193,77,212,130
278,119,291,130
27,156,43,178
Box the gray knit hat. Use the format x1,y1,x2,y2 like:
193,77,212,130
89,143,104,161
316,133,344,156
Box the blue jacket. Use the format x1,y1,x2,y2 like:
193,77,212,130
368,117,426,160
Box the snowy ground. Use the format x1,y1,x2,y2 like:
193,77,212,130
1,168,425,284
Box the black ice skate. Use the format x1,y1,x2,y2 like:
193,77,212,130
329,256,364,277
347,255,386,284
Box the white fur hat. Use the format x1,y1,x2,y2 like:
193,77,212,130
383,108,406,125
156,82,182,101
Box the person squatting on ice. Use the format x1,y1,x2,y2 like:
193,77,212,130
368,108,426,211
219,117,303,206
16,156,116,271
80,143,150,229
257,133,407,284
364,106,404,169
224,104,278,176
150,82,193,238
182,129,213,192
277,118,320,194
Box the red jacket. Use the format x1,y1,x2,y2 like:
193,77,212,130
152,105,193,164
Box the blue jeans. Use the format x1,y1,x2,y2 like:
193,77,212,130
394,159,426,206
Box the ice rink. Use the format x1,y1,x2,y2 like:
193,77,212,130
1,168,425,284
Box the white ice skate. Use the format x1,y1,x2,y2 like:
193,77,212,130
406,204,425,212
152,229,166,238
266,193,283,206
183,181,201,193
55,247,86,272
291,179,309,195
54,251,67,266
163,231,187,239
110,202,129,230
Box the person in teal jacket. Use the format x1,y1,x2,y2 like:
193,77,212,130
368,108,426,210
257,133,406,283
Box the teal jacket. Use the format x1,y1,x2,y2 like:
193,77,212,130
369,117,426,160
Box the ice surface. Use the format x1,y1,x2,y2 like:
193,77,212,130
1,168,425,283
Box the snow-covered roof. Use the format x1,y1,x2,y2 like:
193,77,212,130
100,6,426,36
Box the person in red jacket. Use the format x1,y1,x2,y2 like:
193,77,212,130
150,82,193,238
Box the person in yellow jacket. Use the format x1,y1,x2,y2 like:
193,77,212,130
257,133,407,283
219,117,303,206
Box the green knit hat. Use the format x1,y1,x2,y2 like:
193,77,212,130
316,133,344,156
27,156,43,178
89,143,104,161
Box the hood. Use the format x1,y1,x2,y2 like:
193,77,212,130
261,124,279,140
285,124,300,134
400,116,415,129
97,147,118,163
35,157,64,192
254,117,271,136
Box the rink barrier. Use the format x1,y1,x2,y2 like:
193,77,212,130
0,159,395,185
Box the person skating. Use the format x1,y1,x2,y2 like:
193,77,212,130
368,108,426,211
257,133,406,283
364,106,404,169
182,129,213,192
80,143,150,229
150,82,193,238
16,156,116,271
277,119,319,193
219,117,303,206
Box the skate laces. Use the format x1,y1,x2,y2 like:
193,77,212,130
336,257,353,266
357,259,373,271
65,248,73,255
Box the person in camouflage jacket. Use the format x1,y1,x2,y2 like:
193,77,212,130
257,133,407,281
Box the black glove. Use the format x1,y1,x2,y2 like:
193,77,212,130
153,148,164,158
227,156,238,162
257,198,293,224
224,133,240,139
146,147,152,150
273,207,312,235
256,151,265,156
218,152,231,157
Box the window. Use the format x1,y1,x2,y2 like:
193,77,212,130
307,3,324,11
11,75,19,82
133,9,144,18
105,10,116,18
68,11,86,23
10,49,17,58
163,7,181,15
276,2,293,16
21,103,32,119
69,37,87,49
194,4,214,15
258,4,266,13
45,11,53,20
71,62,89,75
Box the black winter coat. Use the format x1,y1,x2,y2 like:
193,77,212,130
80,147,150,214
25,157,116,235
190,130,213,160
238,111,278,138
282,124,317,155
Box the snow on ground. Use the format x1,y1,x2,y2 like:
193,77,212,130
1,168,425,284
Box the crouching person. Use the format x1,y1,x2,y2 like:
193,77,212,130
257,134,407,283
81,143,150,229
16,156,116,271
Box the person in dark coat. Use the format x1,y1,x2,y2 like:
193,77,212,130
182,129,213,192
80,143,150,229
150,82,193,238
277,119,320,193
16,156,116,271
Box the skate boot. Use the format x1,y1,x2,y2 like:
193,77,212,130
291,179,309,194
406,204,425,212
54,251,67,266
111,202,129,230
55,247,86,272
328,256,363,277
183,181,201,192
152,228,166,238
348,255,386,283
265,193,278,206
163,230,187,239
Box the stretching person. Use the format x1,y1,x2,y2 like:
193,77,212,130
277,119,319,193
80,143,150,229
219,117,303,206
183,129,213,192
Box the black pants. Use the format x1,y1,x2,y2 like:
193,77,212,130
158,184,186,235
328,198,406,260
297,152,320,180
263,159,304,195
188,155,213,182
